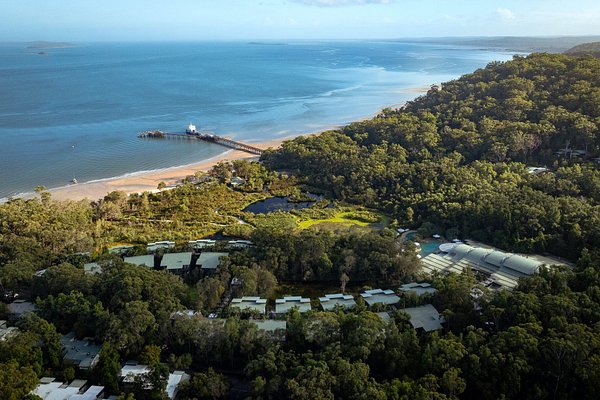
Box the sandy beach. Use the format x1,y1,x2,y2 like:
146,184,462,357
44,85,431,202
49,137,285,202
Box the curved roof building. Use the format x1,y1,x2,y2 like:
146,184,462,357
421,243,546,290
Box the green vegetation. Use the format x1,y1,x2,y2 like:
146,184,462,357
2,53,600,399
564,41,600,57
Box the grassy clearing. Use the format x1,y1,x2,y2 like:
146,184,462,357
297,211,386,230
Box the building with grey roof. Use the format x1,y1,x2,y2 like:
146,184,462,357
420,243,546,290
161,252,193,271
319,293,357,311
230,297,267,314
0,320,19,341
124,254,156,268
61,332,101,370
196,252,228,270
83,262,102,275
402,304,445,332
147,241,175,252
360,289,400,307
8,300,37,318
376,312,392,324
252,320,287,341
275,296,312,314
32,378,104,400
400,282,437,296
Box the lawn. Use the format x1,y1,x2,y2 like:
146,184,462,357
297,211,386,230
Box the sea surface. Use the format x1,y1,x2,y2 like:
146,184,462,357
0,41,515,199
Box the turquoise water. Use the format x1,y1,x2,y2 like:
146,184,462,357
0,41,515,198
406,232,444,256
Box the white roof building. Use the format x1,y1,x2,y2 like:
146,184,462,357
275,296,312,314
33,378,104,400
360,289,400,307
227,239,253,249
147,241,175,252
230,297,267,314
120,363,188,399
188,239,217,249
319,293,357,311
402,304,445,332
0,320,19,341
420,243,546,290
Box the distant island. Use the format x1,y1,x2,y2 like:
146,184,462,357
564,41,600,57
25,40,75,49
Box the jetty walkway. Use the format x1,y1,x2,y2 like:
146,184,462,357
138,130,264,156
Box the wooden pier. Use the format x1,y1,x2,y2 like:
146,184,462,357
138,130,264,156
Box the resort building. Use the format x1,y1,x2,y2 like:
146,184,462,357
0,320,19,341
61,332,102,370
399,282,437,296
252,320,287,341
108,245,135,254
360,289,400,307
230,297,268,314
420,243,546,290
376,312,392,324
121,362,188,399
196,252,228,270
402,304,445,332
32,378,104,400
7,299,37,319
146,241,175,252
188,239,217,249
227,239,253,249
275,296,312,314
124,252,228,276
83,262,102,275
319,293,357,311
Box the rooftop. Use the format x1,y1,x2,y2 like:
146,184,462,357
399,282,437,296
0,320,19,341
83,262,102,275
124,255,155,268
251,319,287,332
402,304,444,332
275,296,312,314
230,297,268,314
161,252,193,270
147,241,175,252
319,293,357,311
33,378,104,400
420,243,547,290
360,289,400,307
61,332,101,370
8,299,37,317
197,252,228,269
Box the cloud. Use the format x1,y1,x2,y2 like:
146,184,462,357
496,8,515,21
291,0,392,7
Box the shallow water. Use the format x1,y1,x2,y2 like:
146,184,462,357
0,41,515,198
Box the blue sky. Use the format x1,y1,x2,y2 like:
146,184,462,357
2,0,600,41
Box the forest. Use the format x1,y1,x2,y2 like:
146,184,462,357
1,52,600,399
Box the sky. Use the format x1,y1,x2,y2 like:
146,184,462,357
1,0,600,41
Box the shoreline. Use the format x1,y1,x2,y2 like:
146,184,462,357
9,85,432,203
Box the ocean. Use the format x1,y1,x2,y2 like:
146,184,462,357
0,41,515,199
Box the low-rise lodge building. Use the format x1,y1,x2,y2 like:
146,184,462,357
360,289,400,307
230,297,268,314
319,293,357,311
61,332,102,370
0,320,19,341
399,282,437,296
32,378,104,400
402,304,445,332
146,241,175,252
275,296,312,314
